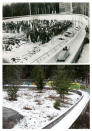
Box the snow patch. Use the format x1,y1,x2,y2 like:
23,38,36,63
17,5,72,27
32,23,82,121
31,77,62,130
3,89,81,129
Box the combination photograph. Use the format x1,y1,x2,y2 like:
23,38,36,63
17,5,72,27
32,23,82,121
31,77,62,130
2,1,90,130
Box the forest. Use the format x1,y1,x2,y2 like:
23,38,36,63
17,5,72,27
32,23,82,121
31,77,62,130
3,65,90,84
3,3,89,18
3,3,59,17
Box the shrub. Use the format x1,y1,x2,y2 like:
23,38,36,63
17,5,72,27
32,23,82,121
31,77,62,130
23,106,32,110
8,86,18,101
54,100,60,110
80,85,86,90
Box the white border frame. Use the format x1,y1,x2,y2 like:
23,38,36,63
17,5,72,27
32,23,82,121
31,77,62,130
0,0,91,131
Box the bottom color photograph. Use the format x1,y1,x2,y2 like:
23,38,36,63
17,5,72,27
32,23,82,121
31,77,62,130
3,65,90,129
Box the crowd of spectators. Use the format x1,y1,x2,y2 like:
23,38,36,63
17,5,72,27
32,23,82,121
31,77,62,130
3,19,73,44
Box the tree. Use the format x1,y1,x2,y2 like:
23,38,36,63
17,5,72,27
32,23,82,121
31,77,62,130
54,65,90,101
69,65,90,84
31,66,45,91
55,66,72,102
3,65,23,100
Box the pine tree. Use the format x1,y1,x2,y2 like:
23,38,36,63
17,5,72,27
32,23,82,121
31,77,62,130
55,66,71,102
31,65,45,91
3,65,23,100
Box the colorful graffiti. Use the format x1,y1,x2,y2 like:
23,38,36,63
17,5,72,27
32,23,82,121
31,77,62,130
70,83,81,89
23,81,36,86
70,83,86,90
44,81,54,88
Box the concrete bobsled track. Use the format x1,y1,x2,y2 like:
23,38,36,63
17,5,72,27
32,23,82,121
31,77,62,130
3,14,89,63
3,107,23,129
42,90,89,129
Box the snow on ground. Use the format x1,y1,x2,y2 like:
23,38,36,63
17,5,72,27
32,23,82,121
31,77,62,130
3,26,78,64
3,14,89,25
3,15,89,64
52,90,89,129
3,29,72,63
3,14,89,64
78,44,89,63
3,88,81,129
47,25,85,63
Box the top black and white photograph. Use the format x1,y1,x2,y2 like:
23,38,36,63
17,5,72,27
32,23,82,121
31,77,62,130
3,2,89,64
